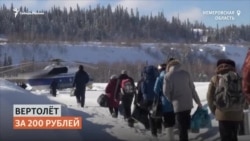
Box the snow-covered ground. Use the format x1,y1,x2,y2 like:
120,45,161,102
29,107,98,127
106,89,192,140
1,79,250,141
0,43,249,69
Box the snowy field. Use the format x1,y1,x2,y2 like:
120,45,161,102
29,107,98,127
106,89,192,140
0,43,248,69
1,79,250,141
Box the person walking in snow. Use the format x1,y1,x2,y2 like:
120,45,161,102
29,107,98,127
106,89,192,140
163,59,202,141
50,79,58,97
140,65,159,137
73,65,89,107
105,74,120,118
117,70,136,127
154,63,175,140
207,59,244,141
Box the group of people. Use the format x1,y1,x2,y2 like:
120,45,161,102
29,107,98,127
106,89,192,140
72,51,250,141
102,58,202,140
105,70,136,127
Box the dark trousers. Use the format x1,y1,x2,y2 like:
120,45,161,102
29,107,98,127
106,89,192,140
75,89,86,107
149,117,162,135
219,120,240,141
109,107,118,116
176,110,191,141
50,88,57,97
142,100,162,136
163,111,175,128
122,95,133,119
131,105,150,129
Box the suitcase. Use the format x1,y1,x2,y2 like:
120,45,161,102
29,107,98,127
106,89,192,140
97,94,109,107
131,105,150,129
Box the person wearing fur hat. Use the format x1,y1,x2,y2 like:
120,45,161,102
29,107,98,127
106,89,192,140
207,59,243,141
163,59,202,141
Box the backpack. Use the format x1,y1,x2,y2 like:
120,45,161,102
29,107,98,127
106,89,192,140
214,71,244,112
140,65,158,102
121,79,135,95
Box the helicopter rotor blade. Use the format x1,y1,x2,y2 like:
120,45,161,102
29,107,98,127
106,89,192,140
48,58,98,69
72,61,98,70
0,61,34,69
0,63,33,74
0,62,36,74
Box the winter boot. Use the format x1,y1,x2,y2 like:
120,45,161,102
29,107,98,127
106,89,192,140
128,118,134,127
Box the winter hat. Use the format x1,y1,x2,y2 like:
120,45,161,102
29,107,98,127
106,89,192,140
110,74,117,79
167,57,175,64
166,59,180,71
166,57,177,69
121,70,127,74
216,59,235,68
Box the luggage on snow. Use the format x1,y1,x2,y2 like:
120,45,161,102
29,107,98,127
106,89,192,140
132,105,150,129
97,94,109,107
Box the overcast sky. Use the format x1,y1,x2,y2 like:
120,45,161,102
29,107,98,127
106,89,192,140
0,0,249,28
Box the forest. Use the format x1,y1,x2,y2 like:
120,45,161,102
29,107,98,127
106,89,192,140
0,4,249,82
0,4,249,43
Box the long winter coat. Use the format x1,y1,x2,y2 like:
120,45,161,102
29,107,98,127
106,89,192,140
154,71,173,113
105,78,120,108
163,60,201,113
207,63,243,121
73,70,89,96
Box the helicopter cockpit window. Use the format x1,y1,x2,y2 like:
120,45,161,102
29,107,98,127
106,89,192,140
48,67,68,75
44,65,52,70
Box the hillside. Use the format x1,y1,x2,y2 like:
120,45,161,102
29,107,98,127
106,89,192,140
0,42,249,81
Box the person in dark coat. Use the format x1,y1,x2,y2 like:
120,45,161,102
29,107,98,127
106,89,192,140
118,70,136,127
105,75,120,118
140,65,159,137
50,79,58,97
73,65,90,107
133,70,150,130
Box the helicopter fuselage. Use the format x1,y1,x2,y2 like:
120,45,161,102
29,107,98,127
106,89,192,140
5,66,93,90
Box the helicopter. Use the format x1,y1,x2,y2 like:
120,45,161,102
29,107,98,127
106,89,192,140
0,59,97,90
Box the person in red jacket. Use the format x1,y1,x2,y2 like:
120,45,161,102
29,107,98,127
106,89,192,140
105,75,120,118
243,50,250,104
